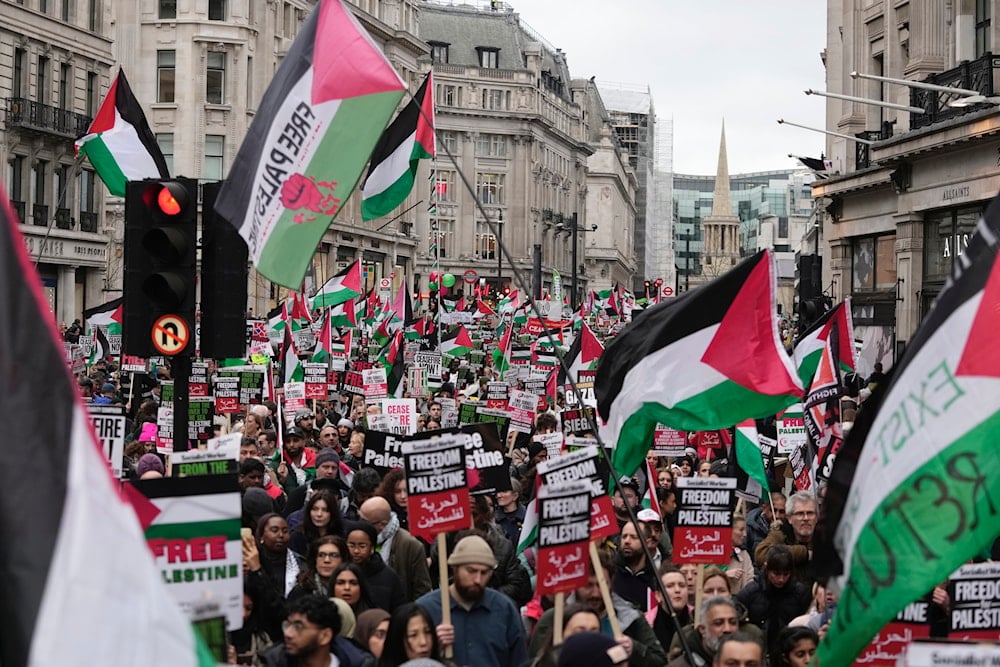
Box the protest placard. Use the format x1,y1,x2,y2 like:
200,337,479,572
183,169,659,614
948,562,1000,640
303,362,328,400
214,375,240,414
132,475,243,630
538,447,617,541
189,362,209,398
381,398,418,436
120,354,147,373
854,594,933,666
438,397,458,428
87,404,126,478
777,404,806,454
188,397,214,442
403,435,470,540
283,381,306,416
414,352,442,378
652,424,687,458
362,430,403,474
507,388,537,434
485,382,509,410
362,367,388,403
536,481,592,596
170,449,238,477
672,477,737,564
561,408,597,437
534,431,564,459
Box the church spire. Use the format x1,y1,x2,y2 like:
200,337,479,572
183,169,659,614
711,121,732,217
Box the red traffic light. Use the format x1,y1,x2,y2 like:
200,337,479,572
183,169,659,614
141,181,190,218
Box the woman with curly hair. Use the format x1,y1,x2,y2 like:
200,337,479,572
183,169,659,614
288,535,347,601
289,489,344,557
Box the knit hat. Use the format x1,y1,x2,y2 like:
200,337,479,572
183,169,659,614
447,535,496,568
337,418,354,429
101,383,116,394
242,488,274,523
315,448,341,468
355,609,391,649
138,422,158,443
557,632,628,667
136,453,164,478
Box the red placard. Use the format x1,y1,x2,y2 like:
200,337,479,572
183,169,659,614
536,482,591,596
672,526,733,564
403,435,471,540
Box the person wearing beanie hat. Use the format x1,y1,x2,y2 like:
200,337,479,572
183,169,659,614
241,487,274,528
336,418,354,451
315,447,341,470
416,534,527,667
135,453,165,479
557,631,629,667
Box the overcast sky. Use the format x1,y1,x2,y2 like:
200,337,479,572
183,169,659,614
504,0,829,175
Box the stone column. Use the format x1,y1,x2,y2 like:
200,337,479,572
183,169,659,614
58,264,77,327
894,213,925,343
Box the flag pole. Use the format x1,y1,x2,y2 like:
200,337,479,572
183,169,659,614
32,153,86,269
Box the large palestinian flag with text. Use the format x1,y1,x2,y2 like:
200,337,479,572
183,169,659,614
814,195,1000,666
596,249,802,480
0,190,212,665
214,0,406,288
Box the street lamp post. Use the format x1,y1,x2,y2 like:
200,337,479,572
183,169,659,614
496,210,503,297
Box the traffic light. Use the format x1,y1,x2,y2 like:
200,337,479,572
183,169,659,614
200,181,249,359
123,178,198,357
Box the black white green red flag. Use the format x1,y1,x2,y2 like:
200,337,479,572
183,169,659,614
814,195,1000,666
792,300,856,391
74,69,169,197
596,249,802,485
214,0,406,288
361,72,435,220
0,190,213,665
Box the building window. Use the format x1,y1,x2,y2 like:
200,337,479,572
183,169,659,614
851,234,897,291
432,170,455,202
157,133,174,175
778,217,788,238
475,221,497,259
439,84,461,107
482,88,509,111
206,51,226,104
37,55,49,103
476,47,499,69
923,207,981,284
59,63,70,109
246,56,254,106
33,160,48,209
976,0,991,56
476,172,505,205
429,220,453,258
476,133,508,157
61,0,70,21
13,49,25,98
429,41,449,64
159,0,176,19
10,156,24,202
86,71,96,114
39,0,48,14
88,0,97,31
204,134,225,181
438,131,458,155
80,170,96,213
157,50,176,102
209,0,226,20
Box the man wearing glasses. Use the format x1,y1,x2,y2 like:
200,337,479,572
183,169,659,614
754,492,818,588
260,595,367,667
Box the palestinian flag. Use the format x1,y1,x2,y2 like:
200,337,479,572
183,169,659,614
329,299,357,329
311,308,332,363
390,280,414,327
0,193,213,664
813,197,1000,666
312,260,362,310
596,249,802,490
440,325,474,359
361,72,435,220
793,300,856,391
281,323,303,385
74,69,169,197
559,320,603,385
87,327,111,366
492,323,513,373
84,297,124,336
498,290,519,315
732,419,769,502
803,321,845,483
377,330,405,396
516,476,542,553
475,298,496,319
214,0,406,288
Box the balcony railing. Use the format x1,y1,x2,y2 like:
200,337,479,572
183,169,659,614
909,52,1000,130
80,211,98,233
6,98,93,138
855,123,894,169
55,207,73,229
32,204,49,226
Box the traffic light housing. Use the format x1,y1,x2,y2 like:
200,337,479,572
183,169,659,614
123,178,197,357
200,181,249,359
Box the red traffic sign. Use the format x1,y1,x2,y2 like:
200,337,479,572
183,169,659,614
463,269,479,284
662,285,675,298
655,278,663,286
151,314,191,355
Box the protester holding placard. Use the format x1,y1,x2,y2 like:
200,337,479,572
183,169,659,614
346,521,406,614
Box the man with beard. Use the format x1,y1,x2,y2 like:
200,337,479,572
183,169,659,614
260,595,367,667
666,597,741,667
416,535,527,667
531,548,666,667
612,520,659,610
280,426,317,493
612,476,641,529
